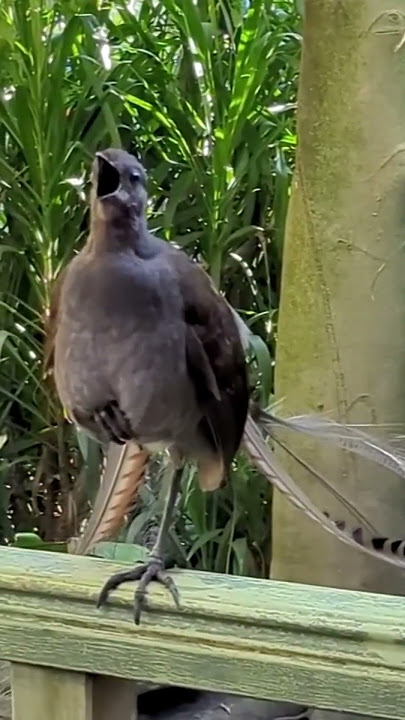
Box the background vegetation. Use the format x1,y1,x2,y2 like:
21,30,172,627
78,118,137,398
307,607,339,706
0,0,300,577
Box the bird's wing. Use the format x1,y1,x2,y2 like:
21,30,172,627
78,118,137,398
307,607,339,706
170,250,249,477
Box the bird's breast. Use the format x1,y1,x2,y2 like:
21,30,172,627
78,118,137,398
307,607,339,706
53,253,200,441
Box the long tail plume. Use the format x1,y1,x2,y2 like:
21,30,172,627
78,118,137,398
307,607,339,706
74,440,149,555
323,513,405,558
267,431,379,536
242,415,405,572
230,298,405,566
258,409,405,478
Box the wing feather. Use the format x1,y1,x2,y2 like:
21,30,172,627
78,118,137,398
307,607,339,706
171,251,249,473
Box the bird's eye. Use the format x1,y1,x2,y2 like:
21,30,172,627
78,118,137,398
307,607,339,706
129,170,141,184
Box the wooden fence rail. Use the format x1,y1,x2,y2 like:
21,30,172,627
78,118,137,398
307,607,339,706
0,546,405,720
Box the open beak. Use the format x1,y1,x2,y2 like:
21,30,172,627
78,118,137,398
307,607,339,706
96,153,120,199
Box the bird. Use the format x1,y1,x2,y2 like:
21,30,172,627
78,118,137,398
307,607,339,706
45,148,405,625
45,147,249,623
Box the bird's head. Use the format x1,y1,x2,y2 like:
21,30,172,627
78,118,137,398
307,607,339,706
91,148,147,224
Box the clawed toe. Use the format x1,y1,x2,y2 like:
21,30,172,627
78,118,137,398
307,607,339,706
134,562,180,624
96,565,145,608
97,558,180,625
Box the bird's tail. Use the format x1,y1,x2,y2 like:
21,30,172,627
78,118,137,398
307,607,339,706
73,440,148,555
257,407,405,479
228,299,405,566
322,512,405,558
243,412,405,570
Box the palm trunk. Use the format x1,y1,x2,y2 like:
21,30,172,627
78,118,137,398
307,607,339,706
272,0,405,596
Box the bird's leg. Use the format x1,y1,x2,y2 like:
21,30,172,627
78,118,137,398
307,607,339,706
97,467,183,624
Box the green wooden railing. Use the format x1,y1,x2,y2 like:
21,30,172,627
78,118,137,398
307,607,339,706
0,545,404,720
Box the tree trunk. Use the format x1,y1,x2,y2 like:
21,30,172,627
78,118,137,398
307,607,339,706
272,0,405,596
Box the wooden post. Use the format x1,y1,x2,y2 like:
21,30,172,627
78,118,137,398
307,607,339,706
11,665,137,720
11,665,91,720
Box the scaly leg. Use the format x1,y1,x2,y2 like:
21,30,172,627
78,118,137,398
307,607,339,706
97,467,183,624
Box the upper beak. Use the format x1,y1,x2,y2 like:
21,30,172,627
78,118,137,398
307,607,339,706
95,153,120,199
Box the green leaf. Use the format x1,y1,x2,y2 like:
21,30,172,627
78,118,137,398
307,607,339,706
232,537,249,574
0,332,9,357
249,332,273,403
90,541,149,563
164,170,195,233
186,528,223,561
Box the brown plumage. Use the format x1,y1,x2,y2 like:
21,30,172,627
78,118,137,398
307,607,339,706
75,440,148,555
46,148,249,622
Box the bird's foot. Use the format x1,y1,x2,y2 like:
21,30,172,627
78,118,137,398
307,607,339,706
97,553,180,625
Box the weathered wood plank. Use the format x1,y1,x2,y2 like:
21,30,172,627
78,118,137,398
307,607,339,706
11,664,137,720
11,664,91,720
1,547,405,719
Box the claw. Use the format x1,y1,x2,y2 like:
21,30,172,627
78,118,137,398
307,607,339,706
97,556,181,625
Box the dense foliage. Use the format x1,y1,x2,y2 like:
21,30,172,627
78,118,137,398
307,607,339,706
0,0,300,576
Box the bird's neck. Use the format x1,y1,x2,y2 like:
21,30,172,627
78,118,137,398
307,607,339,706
88,215,156,258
